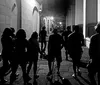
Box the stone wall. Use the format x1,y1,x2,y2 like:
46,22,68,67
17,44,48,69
21,0,40,39
0,0,17,52
0,0,40,52
86,0,97,37
75,0,83,25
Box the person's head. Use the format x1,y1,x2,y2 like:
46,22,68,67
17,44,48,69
74,25,80,32
95,22,100,33
67,26,71,31
2,28,12,38
53,29,58,34
31,31,38,39
42,26,46,30
16,29,26,39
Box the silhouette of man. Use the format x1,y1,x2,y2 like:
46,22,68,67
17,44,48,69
47,29,63,76
88,23,100,85
62,26,72,60
39,26,47,54
68,25,84,77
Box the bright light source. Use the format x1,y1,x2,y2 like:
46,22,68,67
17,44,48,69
83,0,86,38
39,9,42,12
50,16,54,20
43,17,46,20
98,0,100,22
59,22,62,25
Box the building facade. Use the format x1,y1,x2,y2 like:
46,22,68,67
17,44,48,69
66,0,98,38
0,0,41,52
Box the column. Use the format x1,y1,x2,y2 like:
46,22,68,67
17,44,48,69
86,0,97,37
75,0,83,33
98,0,100,22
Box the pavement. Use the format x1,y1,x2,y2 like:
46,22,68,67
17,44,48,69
0,46,98,85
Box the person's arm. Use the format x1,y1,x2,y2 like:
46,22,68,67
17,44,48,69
36,40,42,54
81,34,85,46
48,35,52,54
89,37,94,59
61,36,64,49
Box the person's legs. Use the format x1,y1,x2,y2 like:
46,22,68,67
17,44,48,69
10,62,18,84
0,59,9,83
41,41,43,51
47,57,54,76
77,53,82,69
27,61,32,75
40,42,43,59
33,60,38,78
88,64,97,85
20,62,27,84
88,71,97,85
26,61,32,81
65,47,68,60
43,41,46,52
56,57,61,74
72,59,77,77
48,60,52,75
75,56,81,72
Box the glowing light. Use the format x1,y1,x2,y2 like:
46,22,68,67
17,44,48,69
98,0,100,22
59,22,62,25
43,17,46,20
39,9,42,12
83,0,86,38
50,16,54,20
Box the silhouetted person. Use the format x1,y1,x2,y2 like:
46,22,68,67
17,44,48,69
88,23,100,85
27,32,41,81
62,26,72,60
0,28,13,84
48,29,63,76
10,29,28,85
68,25,84,77
6,27,16,78
39,26,47,54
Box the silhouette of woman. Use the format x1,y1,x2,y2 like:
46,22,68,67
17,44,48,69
27,32,41,81
0,28,13,84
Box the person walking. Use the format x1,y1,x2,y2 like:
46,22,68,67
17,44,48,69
68,25,84,77
62,26,72,60
39,26,47,55
27,32,41,82
88,23,100,85
47,29,63,76
0,28,13,84
12,29,28,85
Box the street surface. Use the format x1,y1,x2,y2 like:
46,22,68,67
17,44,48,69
0,47,98,85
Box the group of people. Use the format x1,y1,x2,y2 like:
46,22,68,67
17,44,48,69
0,27,41,85
0,23,99,85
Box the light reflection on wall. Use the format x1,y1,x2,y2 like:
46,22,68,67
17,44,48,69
75,0,83,25
22,0,40,39
83,0,86,38
98,0,100,22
